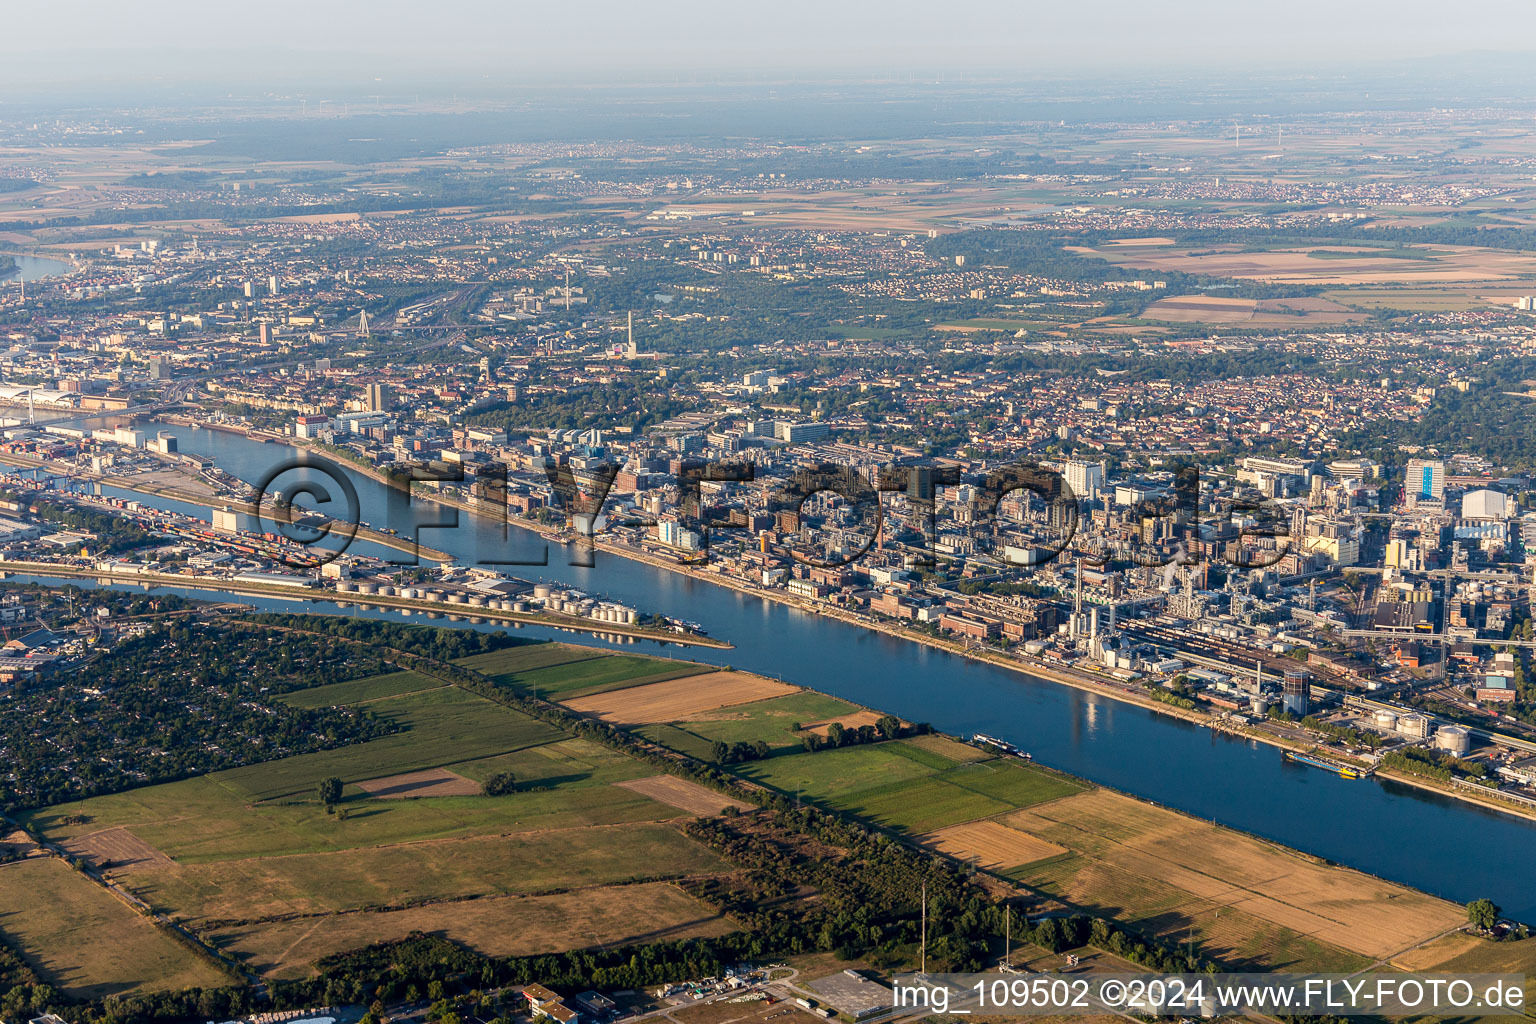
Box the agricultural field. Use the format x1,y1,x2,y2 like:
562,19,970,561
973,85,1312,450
735,741,1085,821
1005,789,1462,967
672,691,863,752
117,821,729,925
1076,241,1536,286
563,670,800,723
1323,283,1536,312
207,881,735,980
353,767,481,799
635,691,1440,975
445,735,651,787
59,826,173,873
902,732,990,763
1138,294,1367,326
279,669,444,709
218,684,564,801
26,771,674,864
921,820,1066,871
0,856,232,999
736,744,936,804
454,643,607,680
1391,928,1536,1008
835,776,1010,833
938,759,1086,805
455,644,710,698
615,775,754,815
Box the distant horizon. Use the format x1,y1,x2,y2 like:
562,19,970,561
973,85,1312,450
8,52,1536,116
5,0,1536,101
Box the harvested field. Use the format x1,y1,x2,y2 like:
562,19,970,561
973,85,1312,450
1140,294,1367,326
616,775,753,816
1389,927,1536,989
60,826,172,873
24,769,669,867
1079,242,1536,285
1249,296,1367,325
564,671,799,724
921,820,1066,871
1393,925,1536,1013
0,855,230,998
1007,790,1460,961
270,212,361,224
209,881,733,980
1385,930,1483,972
1141,295,1256,323
0,827,41,859
354,768,482,800
123,821,728,925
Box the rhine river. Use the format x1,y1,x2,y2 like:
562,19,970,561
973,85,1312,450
0,253,72,282
40,420,1536,919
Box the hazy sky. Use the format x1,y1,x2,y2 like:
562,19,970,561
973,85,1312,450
6,0,1536,93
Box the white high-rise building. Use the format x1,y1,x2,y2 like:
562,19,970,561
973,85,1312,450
1405,458,1446,500
1064,460,1105,501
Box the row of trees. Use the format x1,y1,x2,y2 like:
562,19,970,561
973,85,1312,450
0,936,57,1023
1381,746,1491,785
244,613,528,663
803,715,925,753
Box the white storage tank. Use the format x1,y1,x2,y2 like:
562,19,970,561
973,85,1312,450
1374,710,1399,731
1435,725,1471,756
1397,713,1429,740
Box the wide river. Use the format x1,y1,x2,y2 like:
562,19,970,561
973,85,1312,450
47,421,1536,918
0,253,72,282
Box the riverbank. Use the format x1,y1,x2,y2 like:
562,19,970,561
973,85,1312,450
0,560,732,649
